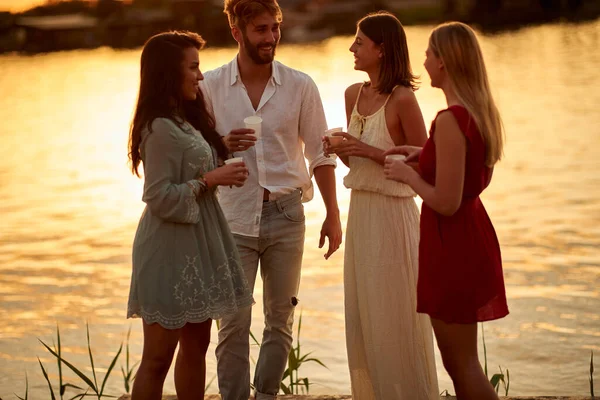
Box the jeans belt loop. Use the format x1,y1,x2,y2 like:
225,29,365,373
275,197,285,213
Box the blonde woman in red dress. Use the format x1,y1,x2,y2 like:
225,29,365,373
384,22,509,400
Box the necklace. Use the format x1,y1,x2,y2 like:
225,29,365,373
356,84,386,137
360,90,384,116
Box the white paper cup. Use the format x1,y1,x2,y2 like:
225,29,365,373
385,154,406,162
244,116,262,139
225,157,244,165
325,127,344,147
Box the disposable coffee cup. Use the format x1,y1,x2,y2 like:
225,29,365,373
225,157,244,165
325,127,344,147
385,154,406,162
244,116,262,139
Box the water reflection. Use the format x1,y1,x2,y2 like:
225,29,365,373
0,19,599,397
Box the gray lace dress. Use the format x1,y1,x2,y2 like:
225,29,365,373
127,117,253,329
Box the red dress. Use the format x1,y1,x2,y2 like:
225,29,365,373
417,105,509,324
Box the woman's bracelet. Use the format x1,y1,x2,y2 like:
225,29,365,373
186,176,209,199
198,173,211,189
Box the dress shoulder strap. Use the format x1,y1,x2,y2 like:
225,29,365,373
382,85,401,108
352,82,367,110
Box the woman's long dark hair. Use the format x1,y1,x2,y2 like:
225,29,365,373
128,31,228,177
358,11,419,93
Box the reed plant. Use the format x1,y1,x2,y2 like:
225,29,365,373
14,324,123,399
120,327,139,394
279,311,328,394
219,309,328,395
10,320,599,398
39,323,122,399
14,372,28,400
439,323,510,396
482,322,510,395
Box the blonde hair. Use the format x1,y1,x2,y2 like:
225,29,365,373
429,22,504,167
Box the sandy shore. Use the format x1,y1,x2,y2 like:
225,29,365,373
118,395,595,399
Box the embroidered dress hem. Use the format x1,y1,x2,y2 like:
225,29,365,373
127,296,254,329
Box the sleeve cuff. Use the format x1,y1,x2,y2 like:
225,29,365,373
308,155,337,177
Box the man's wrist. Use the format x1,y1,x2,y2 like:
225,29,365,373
325,208,340,218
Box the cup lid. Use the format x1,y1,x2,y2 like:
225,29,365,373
386,154,406,160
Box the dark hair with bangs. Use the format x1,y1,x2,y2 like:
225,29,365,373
358,11,419,94
128,31,228,177
223,0,282,30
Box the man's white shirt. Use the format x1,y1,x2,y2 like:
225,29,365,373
200,57,335,237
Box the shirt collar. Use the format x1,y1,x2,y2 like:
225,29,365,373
229,56,282,86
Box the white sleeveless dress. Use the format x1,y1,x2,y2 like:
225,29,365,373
343,85,439,399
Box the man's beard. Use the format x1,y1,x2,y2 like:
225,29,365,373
243,33,277,65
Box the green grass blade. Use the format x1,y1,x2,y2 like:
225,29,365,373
38,358,57,400
288,348,294,393
127,360,141,388
505,368,510,396
298,351,313,362
302,377,309,394
126,326,134,368
100,343,123,395
121,326,140,395
249,330,261,347
62,383,84,392
302,357,328,369
296,311,303,390
490,373,503,392
56,325,64,399
279,382,291,395
296,312,303,358
481,322,488,378
86,324,98,391
121,366,128,393
39,339,98,393
24,370,29,400
125,327,130,371
591,350,595,397
14,371,29,400
204,374,216,392
68,388,90,400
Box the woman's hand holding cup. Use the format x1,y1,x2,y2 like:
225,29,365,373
383,145,422,162
323,127,345,157
205,158,248,188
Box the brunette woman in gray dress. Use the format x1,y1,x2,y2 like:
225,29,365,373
126,31,253,400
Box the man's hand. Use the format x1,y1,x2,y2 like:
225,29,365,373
223,128,257,153
319,212,342,260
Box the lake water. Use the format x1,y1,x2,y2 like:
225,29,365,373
0,18,599,398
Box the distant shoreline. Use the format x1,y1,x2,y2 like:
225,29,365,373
1,0,600,54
